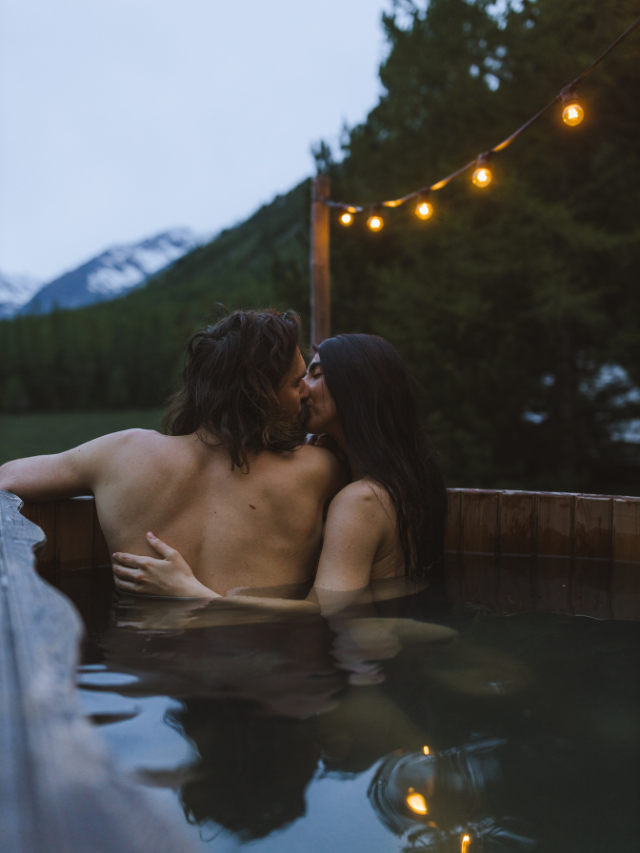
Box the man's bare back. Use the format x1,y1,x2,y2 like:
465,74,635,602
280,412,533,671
0,428,344,595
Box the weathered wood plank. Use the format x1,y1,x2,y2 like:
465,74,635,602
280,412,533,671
613,498,640,563
459,490,498,555
55,496,95,571
444,489,461,554
0,490,198,853
498,492,536,556
536,493,573,558
575,496,613,560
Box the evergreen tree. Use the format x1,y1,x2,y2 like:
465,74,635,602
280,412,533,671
1,0,638,493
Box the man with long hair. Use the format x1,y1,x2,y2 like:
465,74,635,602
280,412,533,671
0,310,345,593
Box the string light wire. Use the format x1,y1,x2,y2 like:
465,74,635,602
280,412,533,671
317,13,640,218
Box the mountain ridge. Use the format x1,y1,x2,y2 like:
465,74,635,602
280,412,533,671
0,228,203,318
0,272,43,319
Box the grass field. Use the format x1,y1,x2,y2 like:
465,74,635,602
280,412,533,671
0,409,164,465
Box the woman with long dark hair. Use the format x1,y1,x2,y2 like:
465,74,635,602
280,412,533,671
112,333,447,595
302,333,446,589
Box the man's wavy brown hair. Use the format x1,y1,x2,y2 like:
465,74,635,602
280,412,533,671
162,309,305,470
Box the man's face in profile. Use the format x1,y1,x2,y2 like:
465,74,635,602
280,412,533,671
276,349,309,424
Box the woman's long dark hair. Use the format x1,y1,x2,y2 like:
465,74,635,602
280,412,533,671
317,334,447,576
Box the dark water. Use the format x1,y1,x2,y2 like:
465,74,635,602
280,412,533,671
69,560,640,853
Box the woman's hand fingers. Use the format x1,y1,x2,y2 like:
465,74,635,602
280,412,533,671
112,563,143,593
146,532,175,559
110,540,217,598
113,562,145,585
112,551,148,569
113,563,144,581
114,577,138,592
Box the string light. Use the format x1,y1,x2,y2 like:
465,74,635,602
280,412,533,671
339,210,354,226
415,193,434,220
471,153,492,188
316,14,640,225
461,834,472,852
561,87,585,126
422,745,431,755
406,788,428,815
367,206,384,232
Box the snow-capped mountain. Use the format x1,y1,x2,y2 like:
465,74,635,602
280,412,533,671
0,272,43,319
15,228,201,316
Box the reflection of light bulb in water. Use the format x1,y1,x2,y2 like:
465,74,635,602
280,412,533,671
461,833,472,852
406,788,428,815
423,745,430,755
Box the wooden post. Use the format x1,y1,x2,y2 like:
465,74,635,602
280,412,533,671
310,174,331,346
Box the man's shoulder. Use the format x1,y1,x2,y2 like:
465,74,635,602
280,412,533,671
87,427,164,452
290,444,343,475
267,444,345,495
80,428,172,467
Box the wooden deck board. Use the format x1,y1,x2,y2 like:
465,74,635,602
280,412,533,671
0,490,198,853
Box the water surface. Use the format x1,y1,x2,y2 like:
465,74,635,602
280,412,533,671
69,559,640,852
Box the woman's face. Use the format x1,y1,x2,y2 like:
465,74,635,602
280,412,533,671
302,355,340,436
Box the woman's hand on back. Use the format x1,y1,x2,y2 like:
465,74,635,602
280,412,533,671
112,532,220,599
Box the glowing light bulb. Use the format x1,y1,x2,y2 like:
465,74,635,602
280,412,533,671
415,199,433,220
340,211,354,226
367,210,384,231
423,745,431,755
472,153,492,188
406,789,428,815
562,100,584,127
461,833,472,852
472,166,492,187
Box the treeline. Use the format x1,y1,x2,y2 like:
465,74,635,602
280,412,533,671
0,186,310,412
1,0,639,494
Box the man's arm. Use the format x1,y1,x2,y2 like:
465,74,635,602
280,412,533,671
0,431,133,501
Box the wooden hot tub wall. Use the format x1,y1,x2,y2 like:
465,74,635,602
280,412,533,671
445,488,640,562
444,489,640,621
17,488,640,621
20,488,640,573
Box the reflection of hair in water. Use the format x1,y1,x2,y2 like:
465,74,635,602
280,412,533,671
172,698,321,841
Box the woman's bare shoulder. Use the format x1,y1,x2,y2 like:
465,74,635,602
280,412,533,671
329,479,394,519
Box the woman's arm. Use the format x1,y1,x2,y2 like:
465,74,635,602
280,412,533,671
313,481,385,593
113,534,317,612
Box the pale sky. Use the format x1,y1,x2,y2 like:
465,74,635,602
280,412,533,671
0,0,392,281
